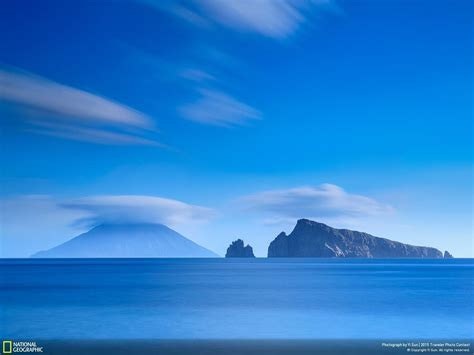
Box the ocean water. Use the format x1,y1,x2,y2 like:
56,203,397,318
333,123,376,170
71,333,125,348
1,258,473,341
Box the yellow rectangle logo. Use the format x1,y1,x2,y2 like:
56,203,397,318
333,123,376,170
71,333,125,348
2,341,12,354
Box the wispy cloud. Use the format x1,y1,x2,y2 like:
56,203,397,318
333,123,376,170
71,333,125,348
61,195,215,227
0,69,162,146
179,68,216,83
179,88,261,127
240,184,394,223
147,0,336,39
0,194,215,257
138,0,338,129
26,121,163,146
1,194,215,230
196,0,305,39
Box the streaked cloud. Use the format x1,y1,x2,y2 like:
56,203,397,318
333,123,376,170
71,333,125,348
240,184,394,222
61,195,216,227
197,0,305,38
179,68,216,83
146,0,336,39
138,0,339,129
179,88,261,127
1,194,215,229
0,194,215,257
25,121,162,146
0,69,162,146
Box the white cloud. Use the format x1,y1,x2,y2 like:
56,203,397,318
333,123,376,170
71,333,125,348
0,69,161,146
198,0,304,38
179,88,261,127
240,184,394,222
0,194,215,257
179,68,216,83
27,121,163,147
61,195,215,227
148,0,336,39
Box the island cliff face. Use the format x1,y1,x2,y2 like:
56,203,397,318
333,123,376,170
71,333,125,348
268,219,448,258
226,239,255,258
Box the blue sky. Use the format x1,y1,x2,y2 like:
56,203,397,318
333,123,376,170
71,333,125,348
0,0,472,257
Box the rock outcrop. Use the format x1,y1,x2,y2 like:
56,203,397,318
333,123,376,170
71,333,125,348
444,250,454,258
268,219,447,258
226,239,255,258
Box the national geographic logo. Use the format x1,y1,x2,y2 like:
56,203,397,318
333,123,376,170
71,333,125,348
2,341,43,353
2,341,11,354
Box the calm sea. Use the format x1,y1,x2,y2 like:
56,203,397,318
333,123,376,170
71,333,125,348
1,258,473,353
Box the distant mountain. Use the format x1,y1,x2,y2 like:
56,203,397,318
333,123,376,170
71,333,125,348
32,223,218,258
225,239,255,258
268,219,450,258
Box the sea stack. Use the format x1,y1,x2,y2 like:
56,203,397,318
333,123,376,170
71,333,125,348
268,219,445,258
444,250,454,258
225,239,255,258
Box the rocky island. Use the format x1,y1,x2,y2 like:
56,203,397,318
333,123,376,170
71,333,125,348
225,239,255,258
268,219,451,258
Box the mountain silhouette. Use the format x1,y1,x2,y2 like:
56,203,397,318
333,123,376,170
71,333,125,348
32,223,218,258
268,219,449,258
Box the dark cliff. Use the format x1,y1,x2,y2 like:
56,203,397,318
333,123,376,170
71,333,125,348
444,250,454,258
226,239,255,258
268,219,447,258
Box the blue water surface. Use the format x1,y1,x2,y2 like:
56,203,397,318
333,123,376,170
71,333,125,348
1,258,473,340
